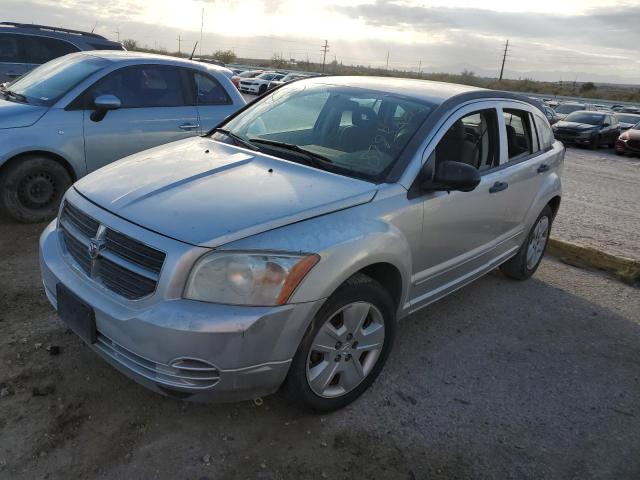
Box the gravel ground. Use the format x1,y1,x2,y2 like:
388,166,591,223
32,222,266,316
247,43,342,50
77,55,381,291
1,214,639,479
551,146,640,261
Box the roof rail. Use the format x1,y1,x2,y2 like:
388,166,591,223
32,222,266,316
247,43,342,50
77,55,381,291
0,22,110,40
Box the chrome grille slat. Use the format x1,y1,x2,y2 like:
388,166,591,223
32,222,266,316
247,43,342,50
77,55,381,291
58,202,166,300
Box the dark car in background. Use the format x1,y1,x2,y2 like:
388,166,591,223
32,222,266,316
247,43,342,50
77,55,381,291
230,69,263,88
542,105,560,125
552,111,620,149
553,103,589,120
615,122,640,156
615,113,640,131
0,22,123,83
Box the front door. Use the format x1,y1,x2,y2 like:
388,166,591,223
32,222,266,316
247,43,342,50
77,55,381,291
82,64,199,173
410,104,516,309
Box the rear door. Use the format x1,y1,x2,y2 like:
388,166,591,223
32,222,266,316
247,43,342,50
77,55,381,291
495,102,559,251
0,33,28,82
190,70,239,133
81,64,199,172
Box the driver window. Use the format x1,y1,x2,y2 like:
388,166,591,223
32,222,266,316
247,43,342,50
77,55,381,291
435,109,499,171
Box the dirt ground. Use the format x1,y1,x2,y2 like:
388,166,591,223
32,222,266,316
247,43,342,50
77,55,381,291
1,208,639,479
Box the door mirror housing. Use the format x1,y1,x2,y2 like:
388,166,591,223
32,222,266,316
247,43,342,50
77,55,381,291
424,161,481,193
91,95,121,122
94,94,121,111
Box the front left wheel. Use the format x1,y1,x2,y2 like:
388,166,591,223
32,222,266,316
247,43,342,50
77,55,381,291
0,155,72,223
283,273,396,412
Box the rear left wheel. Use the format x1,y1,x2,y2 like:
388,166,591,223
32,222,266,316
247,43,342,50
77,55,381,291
283,273,396,412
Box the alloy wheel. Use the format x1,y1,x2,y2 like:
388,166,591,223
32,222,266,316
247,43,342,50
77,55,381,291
526,215,550,270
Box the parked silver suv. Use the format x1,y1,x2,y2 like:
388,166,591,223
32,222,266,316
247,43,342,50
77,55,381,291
39,77,564,411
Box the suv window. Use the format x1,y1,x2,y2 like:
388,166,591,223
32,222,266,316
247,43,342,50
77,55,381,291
503,109,535,161
435,109,500,171
533,113,554,150
87,65,190,108
0,33,26,63
193,72,231,105
24,36,79,64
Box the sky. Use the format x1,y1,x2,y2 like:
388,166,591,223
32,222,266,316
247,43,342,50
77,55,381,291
5,0,640,84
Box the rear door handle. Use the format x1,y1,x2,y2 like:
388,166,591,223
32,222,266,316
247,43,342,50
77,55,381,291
489,181,508,193
179,123,200,131
537,164,549,173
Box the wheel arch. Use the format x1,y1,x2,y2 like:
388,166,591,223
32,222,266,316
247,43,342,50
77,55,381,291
0,150,78,182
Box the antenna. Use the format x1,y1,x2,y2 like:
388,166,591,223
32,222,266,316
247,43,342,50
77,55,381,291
189,41,198,60
499,39,509,81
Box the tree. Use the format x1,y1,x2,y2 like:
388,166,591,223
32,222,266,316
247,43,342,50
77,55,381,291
270,53,287,68
580,82,596,92
122,39,138,51
212,50,237,64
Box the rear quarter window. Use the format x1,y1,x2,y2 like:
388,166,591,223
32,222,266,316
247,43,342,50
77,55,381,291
533,113,554,150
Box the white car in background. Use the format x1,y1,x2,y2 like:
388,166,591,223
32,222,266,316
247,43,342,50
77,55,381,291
239,72,285,95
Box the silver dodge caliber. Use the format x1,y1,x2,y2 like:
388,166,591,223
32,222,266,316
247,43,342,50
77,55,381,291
40,76,564,411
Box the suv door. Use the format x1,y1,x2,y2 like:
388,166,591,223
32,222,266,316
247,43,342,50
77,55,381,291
0,33,28,82
410,103,517,307
191,70,237,133
496,103,561,250
80,64,200,172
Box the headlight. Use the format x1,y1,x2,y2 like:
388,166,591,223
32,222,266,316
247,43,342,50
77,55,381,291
184,252,320,306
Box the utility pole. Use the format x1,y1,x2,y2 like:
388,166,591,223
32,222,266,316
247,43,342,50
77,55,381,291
386,51,389,70
177,35,182,56
320,40,329,73
499,39,509,81
114,29,120,42
199,8,204,58
418,59,422,75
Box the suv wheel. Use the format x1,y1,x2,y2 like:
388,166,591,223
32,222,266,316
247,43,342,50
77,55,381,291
0,156,71,223
500,205,553,280
284,273,396,412
259,84,267,95
589,135,601,150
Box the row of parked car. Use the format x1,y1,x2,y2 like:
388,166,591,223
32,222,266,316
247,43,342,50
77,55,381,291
230,69,316,95
533,98,640,155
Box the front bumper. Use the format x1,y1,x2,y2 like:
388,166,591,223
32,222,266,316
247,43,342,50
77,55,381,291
39,197,323,402
553,132,595,145
239,83,260,94
616,139,640,154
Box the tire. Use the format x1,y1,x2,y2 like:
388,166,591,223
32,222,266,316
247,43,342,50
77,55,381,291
0,155,72,223
283,273,396,412
500,205,553,281
589,135,600,150
258,84,267,95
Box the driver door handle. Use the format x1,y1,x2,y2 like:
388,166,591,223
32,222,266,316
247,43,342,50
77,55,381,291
537,164,550,173
489,181,508,193
179,123,200,131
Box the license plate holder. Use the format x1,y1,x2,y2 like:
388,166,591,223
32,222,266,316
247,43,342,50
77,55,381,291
56,284,96,344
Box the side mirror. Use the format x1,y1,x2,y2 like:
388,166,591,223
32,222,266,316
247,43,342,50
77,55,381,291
90,94,121,122
425,161,481,193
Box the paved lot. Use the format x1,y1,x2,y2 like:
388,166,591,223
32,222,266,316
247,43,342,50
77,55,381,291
1,213,639,479
554,146,640,261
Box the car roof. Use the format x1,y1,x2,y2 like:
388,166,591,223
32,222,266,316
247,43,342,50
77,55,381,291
300,75,530,107
75,51,231,75
0,22,119,46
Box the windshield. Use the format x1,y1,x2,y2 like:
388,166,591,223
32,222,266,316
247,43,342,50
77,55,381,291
634,122,640,130
564,112,604,125
257,73,276,80
555,104,585,114
239,71,261,78
616,114,640,124
7,54,109,106
216,82,434,181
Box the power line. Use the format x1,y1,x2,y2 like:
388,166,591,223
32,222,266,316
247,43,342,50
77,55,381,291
499,39,509,81
321,40,329,73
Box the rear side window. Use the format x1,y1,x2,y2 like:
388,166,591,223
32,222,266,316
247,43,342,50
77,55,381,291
533,114,554,150
0,33,26,63
503,109,535,161
88,65,190,108
24,36,79,64
193,72,231,105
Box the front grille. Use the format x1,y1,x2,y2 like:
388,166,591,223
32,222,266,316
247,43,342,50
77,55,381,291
555,129,578,138
59,201,166,300
95,332,221,390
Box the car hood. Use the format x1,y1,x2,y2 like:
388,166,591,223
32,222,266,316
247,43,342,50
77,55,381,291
0,98,48,129
75,137,378,247
622,129,640,140
554,121,599,130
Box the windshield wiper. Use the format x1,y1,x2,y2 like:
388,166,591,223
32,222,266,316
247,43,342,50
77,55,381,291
248,138,334,169
3,90,27,103
211,128,259,151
